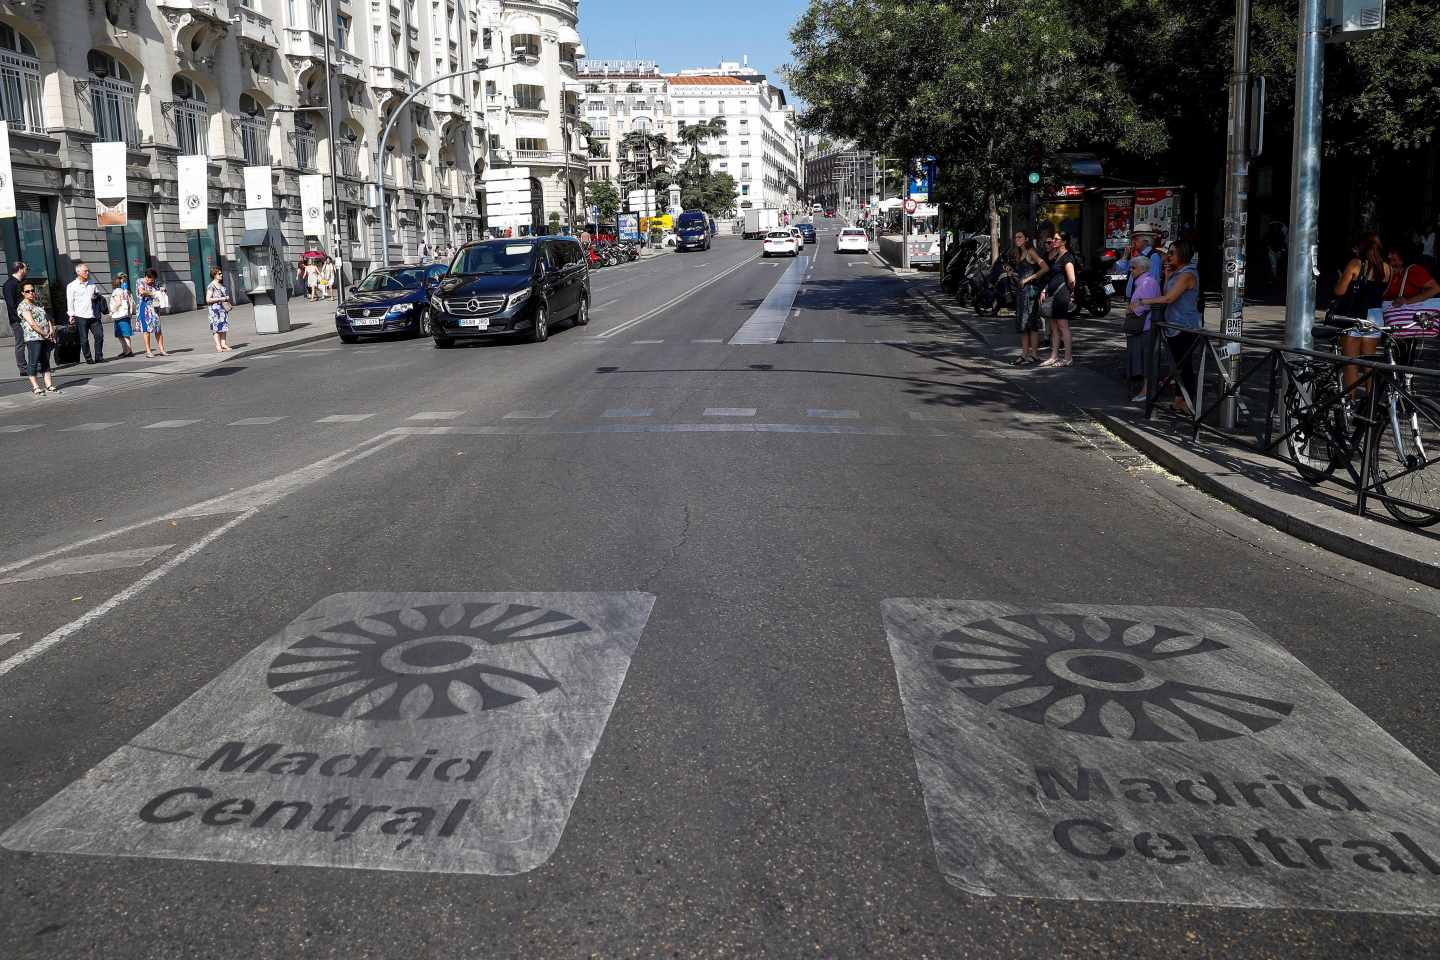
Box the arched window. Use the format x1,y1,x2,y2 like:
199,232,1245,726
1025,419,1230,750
171,76,208,156
237,93,269,165
87,50,138,146
0,25,43,134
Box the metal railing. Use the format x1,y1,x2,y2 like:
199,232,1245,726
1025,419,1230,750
0,50,44,134
1141,316,1440,525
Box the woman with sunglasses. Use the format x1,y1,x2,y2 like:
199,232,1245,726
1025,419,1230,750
16,282,57,395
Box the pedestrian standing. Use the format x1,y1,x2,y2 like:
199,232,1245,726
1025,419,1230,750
320,257,336,300
1125,256,1161,401
304,260,320,302
6,259,29,377
205,267,232,352
66,261,106,364
17,280,56,395
1037,232,1079,367
1125,225,1162,298
110,274,134,357
1142,239,1203,415
1009,230,1048,366
1331,232,1389,319
136,268,167,357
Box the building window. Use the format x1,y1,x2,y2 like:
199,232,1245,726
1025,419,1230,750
336,13,352,51
337,134,360,176
512,84,544,111
294,118,316,170
0,26,43,135
512,34,540,58
87,51,139,147
515,138,546,152
171,76,208,156
741,162,750,180
237,93,270,165
482,28,492,50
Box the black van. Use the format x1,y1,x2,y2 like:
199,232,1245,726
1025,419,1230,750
674,211,712,252
428,236,590,347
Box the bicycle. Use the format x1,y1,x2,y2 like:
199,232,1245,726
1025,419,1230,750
1279,310,1440,526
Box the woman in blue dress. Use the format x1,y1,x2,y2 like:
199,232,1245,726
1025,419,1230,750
136,268,168,357
205,267,232,352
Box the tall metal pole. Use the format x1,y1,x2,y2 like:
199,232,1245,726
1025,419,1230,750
322,0,344,299
1218,0,1251,429
1284,0,1325,352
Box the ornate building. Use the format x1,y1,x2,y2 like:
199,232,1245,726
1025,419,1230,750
0,0,585,314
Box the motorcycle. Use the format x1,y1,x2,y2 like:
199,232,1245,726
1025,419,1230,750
973,263,1019,317
1072,253,1116,318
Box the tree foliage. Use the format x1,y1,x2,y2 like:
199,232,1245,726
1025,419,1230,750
584,179,621,222
677,169,740,217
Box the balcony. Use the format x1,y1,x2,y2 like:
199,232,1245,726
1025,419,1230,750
237,6,278,49
372,65,414,99
158,0,230,18
335,50,365,83
283,27,324,60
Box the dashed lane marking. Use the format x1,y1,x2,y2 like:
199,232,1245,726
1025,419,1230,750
0,545,174,585
602,408,654,418
0,633,18,647
502,410,558,420
703,408,757,417
691,338,724,344
407,411,465,421
806,409,860,419
631,339,664,345
316,414,375,423
143,420,201,429
60,422,121,432
230,417,288,426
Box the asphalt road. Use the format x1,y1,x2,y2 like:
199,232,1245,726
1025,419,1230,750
3,225,1440,958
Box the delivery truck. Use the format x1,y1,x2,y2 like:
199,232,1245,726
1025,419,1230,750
743,207,780,239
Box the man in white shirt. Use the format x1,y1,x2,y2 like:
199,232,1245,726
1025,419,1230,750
67,261,104,363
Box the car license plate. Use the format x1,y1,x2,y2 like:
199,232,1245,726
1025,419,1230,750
1103,284,1115,296
459,318,489,329
351,317,381,326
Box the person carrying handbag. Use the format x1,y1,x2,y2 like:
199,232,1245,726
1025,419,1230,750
110,274,134,357
17,280,57,395
1124,257,1161,401
205,267,233,352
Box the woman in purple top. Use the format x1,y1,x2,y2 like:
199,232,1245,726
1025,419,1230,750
1126,256,1160,401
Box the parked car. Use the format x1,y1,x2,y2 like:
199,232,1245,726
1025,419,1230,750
428,236,589,347
336,263,448,343
762,230,799,258
796,222,816,244
836,227,870,254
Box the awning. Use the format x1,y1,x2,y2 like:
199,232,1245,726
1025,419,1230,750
574,42,587,58
877,197,903,210
556,24,581,46
513,116,547,140
506,13,541,36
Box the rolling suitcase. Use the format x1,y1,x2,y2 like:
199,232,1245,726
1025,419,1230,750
52,319,81,366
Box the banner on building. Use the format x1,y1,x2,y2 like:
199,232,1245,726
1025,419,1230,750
178,155,208,231
299,173,325,238
244,165,274,210
0,123,14,219
93,141,128,227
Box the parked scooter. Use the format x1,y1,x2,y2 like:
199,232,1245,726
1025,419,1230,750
1072,253,1116,318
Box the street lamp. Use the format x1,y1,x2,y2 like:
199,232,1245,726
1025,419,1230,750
376,51,539,267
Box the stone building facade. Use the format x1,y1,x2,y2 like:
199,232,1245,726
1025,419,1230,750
0,0,585,317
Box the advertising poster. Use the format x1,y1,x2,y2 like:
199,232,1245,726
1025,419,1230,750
299,173,325,237
1104,197,1132,251
244,165,274,210
92,141,128,227
0,122,14,219
617,213,640,242
1134,188,1179,247
177,155,208,231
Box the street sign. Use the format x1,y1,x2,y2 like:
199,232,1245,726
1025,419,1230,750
1326,0,1384,40
902,198,918,215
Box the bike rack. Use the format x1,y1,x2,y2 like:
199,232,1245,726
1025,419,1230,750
1142,320,1440,523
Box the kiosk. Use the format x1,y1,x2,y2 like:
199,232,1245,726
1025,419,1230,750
235,209,291,334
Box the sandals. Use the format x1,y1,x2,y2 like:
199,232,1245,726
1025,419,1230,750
45,385,58,393
32,387,43,396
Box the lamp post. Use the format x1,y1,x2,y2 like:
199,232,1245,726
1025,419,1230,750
376,53,537,268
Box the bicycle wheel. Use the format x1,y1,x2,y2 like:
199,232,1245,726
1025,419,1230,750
1373,394,1440,526
1281,371,1343,484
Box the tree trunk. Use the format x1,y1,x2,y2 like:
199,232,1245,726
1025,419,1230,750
989,192,1001,262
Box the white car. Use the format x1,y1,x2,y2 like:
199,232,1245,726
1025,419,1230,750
836,227,870,254
762,230,799,257
790,226,804,247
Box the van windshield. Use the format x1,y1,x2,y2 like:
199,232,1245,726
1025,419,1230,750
676,213,707,230
452,242,535,276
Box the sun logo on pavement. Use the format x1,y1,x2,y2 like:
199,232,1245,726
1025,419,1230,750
931,613,1294,742
266,602,592,721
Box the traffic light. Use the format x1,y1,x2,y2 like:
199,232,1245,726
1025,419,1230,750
1026,142,1044,185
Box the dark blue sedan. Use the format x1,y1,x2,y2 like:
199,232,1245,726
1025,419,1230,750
796,222,816,244
336,263,448,342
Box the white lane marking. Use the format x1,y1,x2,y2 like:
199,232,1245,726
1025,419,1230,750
812,338,845,343
691,338,724,344
876,339,912,345
316,414,375,423
596,254,757,339
0,512,255,680
703,407,757,417
407,411,465,421
0,545,174,585
0,433,404,578
0,633,18,647
0,423,41,433
60,422,121,432
807,409,859,419
602,408,653,418
631,339,664,345
729,255,809,345
143,419,201,429
503,410,557,420
229,416,287,426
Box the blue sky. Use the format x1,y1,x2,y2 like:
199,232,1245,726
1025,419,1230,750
577,0,809,95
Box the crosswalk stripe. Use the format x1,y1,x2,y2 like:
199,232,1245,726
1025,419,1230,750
691,338,724,344
602,408,653,418
142,419,201,429
407,411,465,421
315,414,374,423
806,409,859,419
631,339,664,344
60,422,121,432
502,410,557,420
703,407,757,417
229,417,287,426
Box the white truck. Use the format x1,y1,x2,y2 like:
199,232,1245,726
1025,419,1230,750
743,207,780,239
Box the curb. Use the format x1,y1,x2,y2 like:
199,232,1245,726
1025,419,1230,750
229,327,339,360
1096,411,1440,590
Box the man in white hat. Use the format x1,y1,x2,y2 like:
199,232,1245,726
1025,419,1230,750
1126,223,1163,299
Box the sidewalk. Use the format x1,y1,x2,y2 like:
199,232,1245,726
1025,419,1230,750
905,274,1440,589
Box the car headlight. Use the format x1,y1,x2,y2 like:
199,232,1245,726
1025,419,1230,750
506,287,531,311
430,296,444,311
387,302,415,316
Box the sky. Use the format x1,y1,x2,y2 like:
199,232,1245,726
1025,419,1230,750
576,0,809,97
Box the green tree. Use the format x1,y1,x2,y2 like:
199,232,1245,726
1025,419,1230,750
676,168,740,218
584,179,621,223
677,117,728,165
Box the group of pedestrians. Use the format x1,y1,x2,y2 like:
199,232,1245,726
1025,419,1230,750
4,258,237,399
1006,225,1084,368
299,257,337,302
